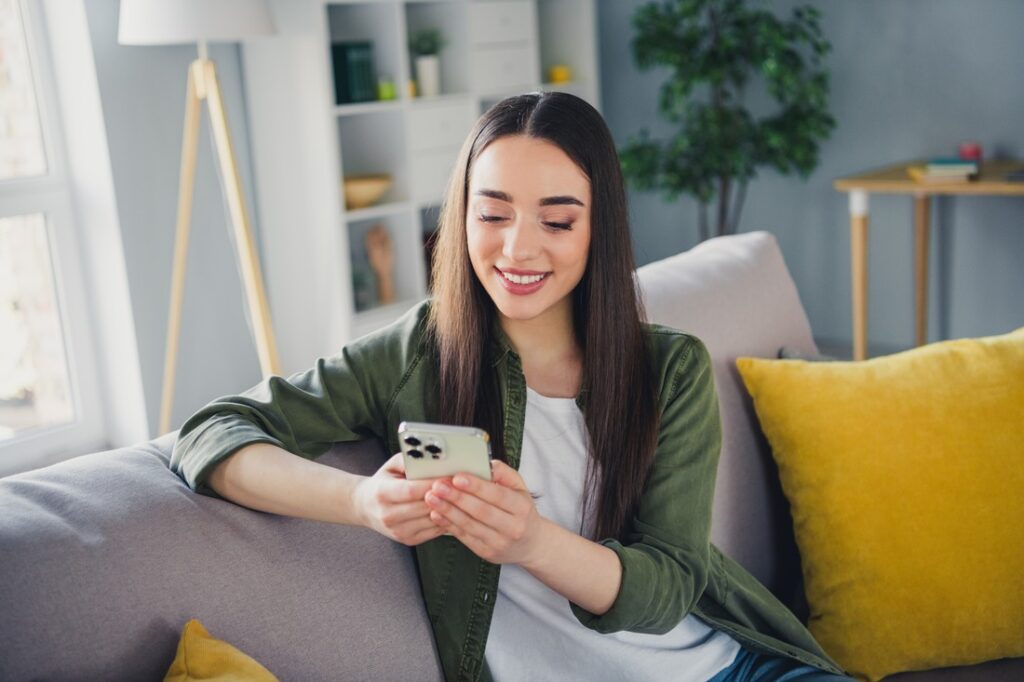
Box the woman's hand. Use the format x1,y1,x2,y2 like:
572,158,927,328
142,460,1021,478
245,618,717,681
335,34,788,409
425,459,546,566
353,452,447,546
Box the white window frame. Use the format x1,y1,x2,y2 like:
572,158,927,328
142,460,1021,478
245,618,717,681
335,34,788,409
1,0,148,477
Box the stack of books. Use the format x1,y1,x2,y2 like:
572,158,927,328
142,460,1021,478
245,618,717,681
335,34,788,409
332,42,377,105
907,158,980,184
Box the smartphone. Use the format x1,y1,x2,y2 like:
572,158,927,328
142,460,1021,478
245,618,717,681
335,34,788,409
398,421,493,482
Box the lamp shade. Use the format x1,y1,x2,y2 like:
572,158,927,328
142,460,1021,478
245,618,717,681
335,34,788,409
118,0,275,46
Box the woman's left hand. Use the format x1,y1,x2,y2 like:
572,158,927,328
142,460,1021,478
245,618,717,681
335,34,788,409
425,459,546,566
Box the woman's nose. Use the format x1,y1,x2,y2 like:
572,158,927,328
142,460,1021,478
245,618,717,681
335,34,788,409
502,220,541,262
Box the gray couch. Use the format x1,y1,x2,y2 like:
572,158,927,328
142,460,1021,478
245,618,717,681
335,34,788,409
2,232,1020,681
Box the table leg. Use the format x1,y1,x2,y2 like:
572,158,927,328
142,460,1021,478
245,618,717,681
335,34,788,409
850,191,870,360
914,194,931,347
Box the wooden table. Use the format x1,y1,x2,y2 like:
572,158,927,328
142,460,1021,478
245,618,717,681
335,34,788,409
833,159,1024,360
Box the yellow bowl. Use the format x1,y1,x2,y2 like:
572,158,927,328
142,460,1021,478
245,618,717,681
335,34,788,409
343,174,392,210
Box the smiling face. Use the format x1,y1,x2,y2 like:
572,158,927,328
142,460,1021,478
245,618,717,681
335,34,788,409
466,135,592,329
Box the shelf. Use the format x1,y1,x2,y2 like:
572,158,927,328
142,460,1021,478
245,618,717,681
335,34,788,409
405,1,469,96
408,92,471,108
345,200,411,222
347,213,425,313
352,298,424,340
327,2,404,107
334,99,403,117
337,109,409,205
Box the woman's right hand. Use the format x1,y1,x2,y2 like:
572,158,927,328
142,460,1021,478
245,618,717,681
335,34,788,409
353,452,449,546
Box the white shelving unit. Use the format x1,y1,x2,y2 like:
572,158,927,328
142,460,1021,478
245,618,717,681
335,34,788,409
243,0,600,374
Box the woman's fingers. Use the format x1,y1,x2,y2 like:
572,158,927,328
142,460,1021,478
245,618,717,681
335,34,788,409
490,460,528,491
408,523,447,545
382,499,433,527
430,509,494,557
393,517,447,546
396,514,441,537
427,482,519,536
379,476,438,504
426,490,502,548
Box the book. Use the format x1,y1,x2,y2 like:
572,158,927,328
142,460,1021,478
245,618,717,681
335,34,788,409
907,166,974,184
332,42,377,104
925,157,978,175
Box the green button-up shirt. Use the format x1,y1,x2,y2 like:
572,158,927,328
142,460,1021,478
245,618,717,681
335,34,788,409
171,299,848,681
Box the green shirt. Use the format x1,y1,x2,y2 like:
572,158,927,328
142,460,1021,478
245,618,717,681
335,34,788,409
171,299,849,681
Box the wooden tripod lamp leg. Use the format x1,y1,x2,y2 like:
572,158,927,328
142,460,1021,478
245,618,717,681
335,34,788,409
159,62,203,436
202,60,282,379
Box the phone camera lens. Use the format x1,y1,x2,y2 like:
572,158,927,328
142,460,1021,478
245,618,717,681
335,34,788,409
404,436,422,446
408,449,424,459
425,444,442,454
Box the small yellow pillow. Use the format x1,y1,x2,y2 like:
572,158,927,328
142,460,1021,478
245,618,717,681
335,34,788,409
736,328,1024,682
164,619,279,682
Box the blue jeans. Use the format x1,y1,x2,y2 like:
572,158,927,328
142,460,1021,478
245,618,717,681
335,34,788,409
708,646,856,681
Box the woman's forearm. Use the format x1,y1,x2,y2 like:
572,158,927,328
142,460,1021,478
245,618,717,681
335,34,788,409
519,519,622,616
206,442,367,527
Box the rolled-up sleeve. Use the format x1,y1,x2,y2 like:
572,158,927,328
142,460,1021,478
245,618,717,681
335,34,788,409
570,334,721,634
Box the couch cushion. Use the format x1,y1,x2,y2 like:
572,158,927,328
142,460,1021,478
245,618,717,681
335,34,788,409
736,328,1024,680
0,434,442,681
637,231,817,609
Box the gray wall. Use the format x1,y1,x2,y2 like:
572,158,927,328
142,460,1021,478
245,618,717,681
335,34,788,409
599,0,1024,350
84,0,263,436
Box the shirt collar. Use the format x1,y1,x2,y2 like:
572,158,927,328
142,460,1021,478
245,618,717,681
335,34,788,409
489,314,515,367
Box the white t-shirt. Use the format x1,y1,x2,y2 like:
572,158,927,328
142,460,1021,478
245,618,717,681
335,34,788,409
483,385,742,681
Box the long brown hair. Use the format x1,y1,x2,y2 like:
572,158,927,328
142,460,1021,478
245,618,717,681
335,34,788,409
426,92,658,543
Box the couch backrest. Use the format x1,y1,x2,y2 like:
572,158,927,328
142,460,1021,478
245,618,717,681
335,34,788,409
636,231,817,610
0,433,443,681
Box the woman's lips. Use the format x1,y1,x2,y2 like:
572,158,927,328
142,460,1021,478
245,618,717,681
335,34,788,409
495,267,551,295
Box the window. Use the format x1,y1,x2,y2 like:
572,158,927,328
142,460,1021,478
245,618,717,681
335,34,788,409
0,0,106,475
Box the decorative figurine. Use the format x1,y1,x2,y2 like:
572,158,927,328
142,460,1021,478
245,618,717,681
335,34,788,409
365,223,395,305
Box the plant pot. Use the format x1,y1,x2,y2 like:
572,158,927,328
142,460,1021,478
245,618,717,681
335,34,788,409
415,55,441,98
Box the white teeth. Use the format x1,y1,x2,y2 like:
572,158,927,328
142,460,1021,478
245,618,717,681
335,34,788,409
502,271,546,285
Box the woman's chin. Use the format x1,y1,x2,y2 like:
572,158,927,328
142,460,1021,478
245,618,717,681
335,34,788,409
494,304,540,321
491,295,550,322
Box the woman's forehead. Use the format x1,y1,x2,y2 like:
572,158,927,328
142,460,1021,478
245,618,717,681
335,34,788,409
469,136,590,202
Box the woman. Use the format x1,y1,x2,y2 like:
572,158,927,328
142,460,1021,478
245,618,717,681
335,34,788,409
171,92,852,682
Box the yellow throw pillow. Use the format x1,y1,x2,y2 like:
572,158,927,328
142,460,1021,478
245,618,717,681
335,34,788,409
164,619,279,682
736,328,1024,682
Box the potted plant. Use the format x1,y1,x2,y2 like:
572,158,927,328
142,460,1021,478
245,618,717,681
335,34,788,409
619,0,836,241
409,28,446,98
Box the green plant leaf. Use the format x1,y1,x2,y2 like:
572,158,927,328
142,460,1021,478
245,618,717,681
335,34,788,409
620,0,835,237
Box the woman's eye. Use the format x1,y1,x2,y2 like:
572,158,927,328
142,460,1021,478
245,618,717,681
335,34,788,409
544,222,573,231
479,215,506,223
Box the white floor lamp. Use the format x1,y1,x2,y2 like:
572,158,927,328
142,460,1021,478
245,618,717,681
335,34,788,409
118,0,280,435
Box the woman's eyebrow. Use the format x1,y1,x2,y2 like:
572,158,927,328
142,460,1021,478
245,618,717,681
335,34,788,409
474,189,585,207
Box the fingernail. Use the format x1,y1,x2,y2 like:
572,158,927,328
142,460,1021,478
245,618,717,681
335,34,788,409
453,476,467,488
436,483,451,495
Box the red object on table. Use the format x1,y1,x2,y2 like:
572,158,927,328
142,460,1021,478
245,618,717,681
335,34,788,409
958,141,983,163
